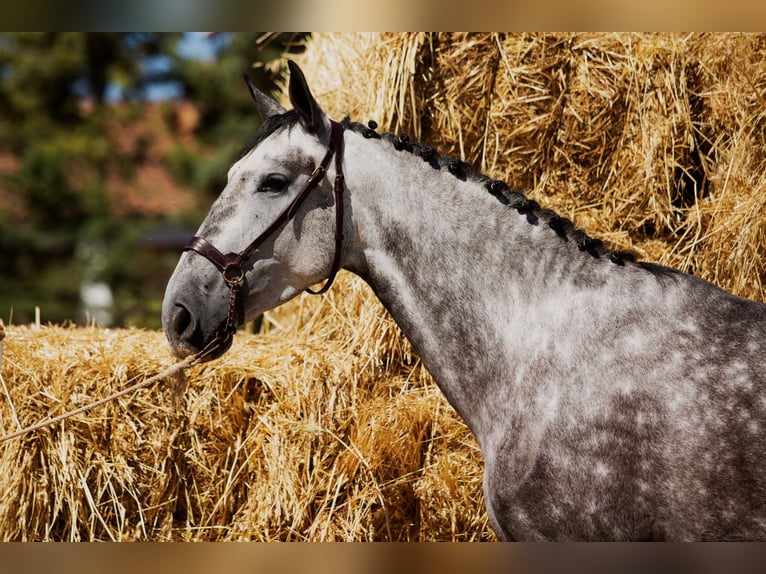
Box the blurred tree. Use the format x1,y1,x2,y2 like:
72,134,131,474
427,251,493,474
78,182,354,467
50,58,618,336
0,32,308,327
0,33,182,123
170,33,308,197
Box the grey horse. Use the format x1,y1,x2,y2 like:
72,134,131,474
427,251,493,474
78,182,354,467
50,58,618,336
162,61,766,540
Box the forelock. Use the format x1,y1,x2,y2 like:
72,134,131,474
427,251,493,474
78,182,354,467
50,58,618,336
237,110,301,161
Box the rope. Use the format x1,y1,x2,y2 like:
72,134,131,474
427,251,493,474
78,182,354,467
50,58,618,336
0,354,200,443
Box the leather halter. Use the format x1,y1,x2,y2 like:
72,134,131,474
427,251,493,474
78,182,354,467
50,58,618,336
184,120,346,359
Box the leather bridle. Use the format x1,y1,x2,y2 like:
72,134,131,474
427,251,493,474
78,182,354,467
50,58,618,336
184,120,346,359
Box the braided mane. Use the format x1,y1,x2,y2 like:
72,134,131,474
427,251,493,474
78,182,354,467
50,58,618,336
343,117,648,270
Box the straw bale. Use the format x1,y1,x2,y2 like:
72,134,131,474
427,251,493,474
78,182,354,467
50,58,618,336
0,300,489,540
3,32,766,541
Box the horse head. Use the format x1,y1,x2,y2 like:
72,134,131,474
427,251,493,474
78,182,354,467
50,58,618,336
162,62,345,360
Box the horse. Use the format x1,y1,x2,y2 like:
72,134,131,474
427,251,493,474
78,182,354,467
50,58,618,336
162,61,766,541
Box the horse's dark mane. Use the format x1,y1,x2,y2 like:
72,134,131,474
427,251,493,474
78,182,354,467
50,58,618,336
343,117,683,277
241,114,678,277
238,110,301,161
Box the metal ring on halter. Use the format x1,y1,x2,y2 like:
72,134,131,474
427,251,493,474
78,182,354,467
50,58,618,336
183,120,346,359
223,263,245,285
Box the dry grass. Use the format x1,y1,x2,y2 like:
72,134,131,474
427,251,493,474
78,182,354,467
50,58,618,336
2,32,766,541
0,276,489,541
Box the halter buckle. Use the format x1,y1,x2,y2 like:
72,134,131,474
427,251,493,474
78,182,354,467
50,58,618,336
308,165,326,183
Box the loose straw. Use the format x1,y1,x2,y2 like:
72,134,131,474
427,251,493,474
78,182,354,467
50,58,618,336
0,354,198,443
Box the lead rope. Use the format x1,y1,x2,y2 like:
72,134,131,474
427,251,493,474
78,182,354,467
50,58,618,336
1,247,247,442
0,248,319,442
0,352,202,443
1,124,348,443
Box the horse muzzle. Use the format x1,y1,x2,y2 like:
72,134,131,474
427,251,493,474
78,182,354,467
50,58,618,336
162,298,235,362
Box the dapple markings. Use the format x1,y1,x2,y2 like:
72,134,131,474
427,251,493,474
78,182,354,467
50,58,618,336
162,62,766,540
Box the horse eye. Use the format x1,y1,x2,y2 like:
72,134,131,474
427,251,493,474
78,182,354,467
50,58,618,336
258,174,289,193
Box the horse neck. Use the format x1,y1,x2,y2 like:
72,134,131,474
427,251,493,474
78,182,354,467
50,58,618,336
341,129,596,435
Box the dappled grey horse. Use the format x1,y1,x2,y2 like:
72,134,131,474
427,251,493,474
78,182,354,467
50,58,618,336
162,61,766,540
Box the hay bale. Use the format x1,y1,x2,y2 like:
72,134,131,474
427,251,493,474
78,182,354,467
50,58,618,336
3,33,766,541
0,295,489,540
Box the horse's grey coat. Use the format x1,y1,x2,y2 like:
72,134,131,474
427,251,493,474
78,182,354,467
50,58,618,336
162,62,766,541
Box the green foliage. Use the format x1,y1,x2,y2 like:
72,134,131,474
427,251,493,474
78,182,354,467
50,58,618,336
0,33,86,121
0,32,307,327
163,143,196,184
15,129,110,227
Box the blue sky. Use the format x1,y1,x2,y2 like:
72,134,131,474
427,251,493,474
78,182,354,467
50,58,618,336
105,32,228,102
177,32,225,61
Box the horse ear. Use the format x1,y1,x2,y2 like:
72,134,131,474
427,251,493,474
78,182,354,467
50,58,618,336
243,73,286,120
287,60,330,140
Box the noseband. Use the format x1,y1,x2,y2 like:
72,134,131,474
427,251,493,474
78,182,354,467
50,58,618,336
183,120,346,359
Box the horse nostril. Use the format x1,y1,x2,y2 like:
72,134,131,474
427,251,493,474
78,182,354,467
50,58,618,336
172,303,193,339
169,302,208,355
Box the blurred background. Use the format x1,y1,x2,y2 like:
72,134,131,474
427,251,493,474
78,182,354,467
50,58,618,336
0,32,308,328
